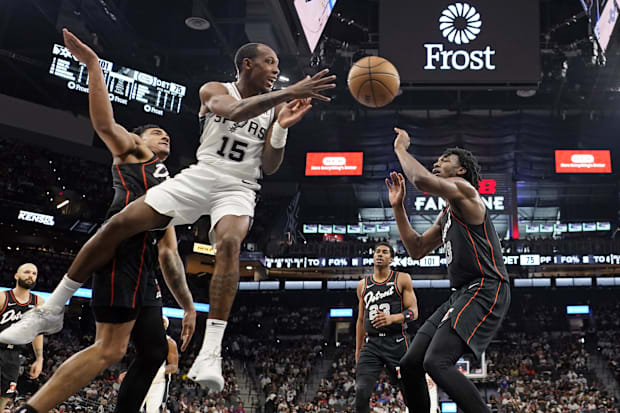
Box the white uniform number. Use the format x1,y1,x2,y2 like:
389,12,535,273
369,303,391,320
216,136,248,162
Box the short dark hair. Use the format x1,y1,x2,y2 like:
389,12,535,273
374,242,394,258
234,43,262,74
132,124,162,137
442,147,482,189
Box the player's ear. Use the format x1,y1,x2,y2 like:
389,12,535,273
456,166,467,177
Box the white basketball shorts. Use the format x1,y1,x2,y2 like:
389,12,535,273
144,162,259,244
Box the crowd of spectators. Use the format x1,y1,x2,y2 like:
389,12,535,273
0,137,112,221
308,343,406,413
592,303,620,385
487,331,617,412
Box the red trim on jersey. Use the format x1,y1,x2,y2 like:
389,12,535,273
0,291,8,314
467,282,502,345
9,290,32,306
110,258,117,306
450,209,486,330
462,221,507,344
371,270,393,285
394,272,403,298
396,273,409,350
110,164,138,305
141,157,160,190
115,165,131,206
131,233,149,308
483,220,505,281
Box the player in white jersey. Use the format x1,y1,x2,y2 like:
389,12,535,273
3,41,336,393
141,316,177,413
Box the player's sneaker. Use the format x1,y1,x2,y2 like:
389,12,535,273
188,350,225,392
0,306,64,345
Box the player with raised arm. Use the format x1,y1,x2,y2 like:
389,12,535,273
1,35,336,393
385,127,510,413
3,29,196,413
0,263,44,412
355,242,418,413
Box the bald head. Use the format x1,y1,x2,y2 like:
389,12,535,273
234,43,276,74
15,263,37,290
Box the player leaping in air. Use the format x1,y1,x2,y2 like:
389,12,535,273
1,30,336,395
386,128,510,413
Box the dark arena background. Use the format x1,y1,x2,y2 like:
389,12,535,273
1,0,620,412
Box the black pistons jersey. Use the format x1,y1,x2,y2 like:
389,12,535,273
440,205,509,289
0,290,38,335
107,156,170,220
362,271,405,336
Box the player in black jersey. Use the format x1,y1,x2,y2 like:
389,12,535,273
355,242,418,413
2,29,196,413
387,128,511,413
0,263,44,411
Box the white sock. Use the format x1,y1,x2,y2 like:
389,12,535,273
200,319,227,355
44,275,83,310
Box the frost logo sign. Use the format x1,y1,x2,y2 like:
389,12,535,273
424,3,496,71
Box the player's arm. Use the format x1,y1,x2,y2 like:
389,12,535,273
62,29,137,157
199,69,335,122
30,296,44,379
393,127,477,202
392,274,419,324
262,98,314,175
355,280,366,363
386,172,443,260
164,337,178,374
157,227,196,352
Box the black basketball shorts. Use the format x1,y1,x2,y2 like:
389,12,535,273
92,232,162,323
418,277,510,359
0,347,20,398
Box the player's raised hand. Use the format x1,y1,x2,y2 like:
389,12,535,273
277,98,313,129
62,28,99,66
288,69,336,102
393,127,411,152
385,171,407,207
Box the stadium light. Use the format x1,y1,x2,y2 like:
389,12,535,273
56,200,70,209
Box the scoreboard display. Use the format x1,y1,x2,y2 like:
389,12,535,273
49,44,186,117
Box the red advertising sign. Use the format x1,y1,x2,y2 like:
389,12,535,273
555,150,612,173
305,152,364,176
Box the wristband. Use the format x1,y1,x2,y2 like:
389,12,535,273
402,309,415,321
270,121,288,149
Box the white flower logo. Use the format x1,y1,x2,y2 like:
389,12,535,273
439,3,482,45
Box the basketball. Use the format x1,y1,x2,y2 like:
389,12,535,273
347,56,400,108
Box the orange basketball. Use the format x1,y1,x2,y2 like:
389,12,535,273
347,56,400,108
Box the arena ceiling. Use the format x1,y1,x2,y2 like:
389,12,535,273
1,0,618,233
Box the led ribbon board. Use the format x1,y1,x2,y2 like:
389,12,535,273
49,44,186,117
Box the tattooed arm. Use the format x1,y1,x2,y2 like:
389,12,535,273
158,227,196,351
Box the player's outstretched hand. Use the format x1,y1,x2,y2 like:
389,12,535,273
385,171,407,207
288,69,336,102
180,307,196,352
393,127,411,152
62,28,99,66
277,98,313,129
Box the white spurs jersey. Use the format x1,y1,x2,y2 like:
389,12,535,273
197,82,276,183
